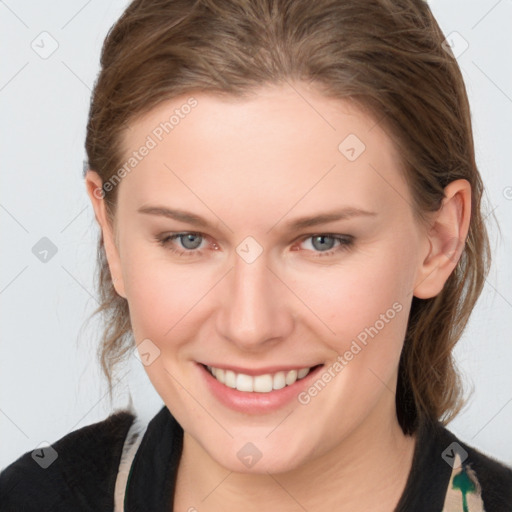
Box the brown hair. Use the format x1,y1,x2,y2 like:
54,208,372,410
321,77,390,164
84,0,491,435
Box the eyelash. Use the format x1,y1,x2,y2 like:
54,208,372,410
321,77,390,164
155,232,354,258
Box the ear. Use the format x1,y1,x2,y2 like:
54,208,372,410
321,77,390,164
84,170,127,299
413,179,471,299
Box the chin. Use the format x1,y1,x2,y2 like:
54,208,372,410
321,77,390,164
204,436,312,475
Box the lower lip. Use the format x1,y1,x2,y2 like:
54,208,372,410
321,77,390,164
198,363,324,414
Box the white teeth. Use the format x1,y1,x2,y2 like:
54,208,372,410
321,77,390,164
253,374,273,393
236,373,254,392
225,370,236,388
285,369,298,385
206,365,313,392
273,371,286,390
297,368,310,379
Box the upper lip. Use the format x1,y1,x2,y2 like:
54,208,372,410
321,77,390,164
199,362,322,376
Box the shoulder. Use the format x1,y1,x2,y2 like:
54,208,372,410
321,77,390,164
0,408,136,512
436,422,512,511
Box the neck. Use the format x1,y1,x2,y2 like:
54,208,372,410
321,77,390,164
173,391,417,512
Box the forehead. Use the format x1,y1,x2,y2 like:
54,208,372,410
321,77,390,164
116,83,409,223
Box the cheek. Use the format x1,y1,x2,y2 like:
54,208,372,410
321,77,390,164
120,247,213,343
296,256,408,334
286,241,413,373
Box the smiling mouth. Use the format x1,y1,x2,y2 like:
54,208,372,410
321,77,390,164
203,364,323,393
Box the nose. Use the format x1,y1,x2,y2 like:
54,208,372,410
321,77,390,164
216,249,294,351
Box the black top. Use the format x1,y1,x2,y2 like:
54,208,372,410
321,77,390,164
1,405,511,511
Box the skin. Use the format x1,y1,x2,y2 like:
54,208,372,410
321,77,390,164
86,81,471,511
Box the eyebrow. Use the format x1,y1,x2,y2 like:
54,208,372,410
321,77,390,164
137,205,377,230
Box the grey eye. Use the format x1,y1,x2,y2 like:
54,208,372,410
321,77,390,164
180,233,203,250
311,235,336,251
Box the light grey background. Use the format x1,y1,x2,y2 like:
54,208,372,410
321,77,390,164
1,0,511,470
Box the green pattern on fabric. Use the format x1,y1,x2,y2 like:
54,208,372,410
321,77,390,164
442,453,485,512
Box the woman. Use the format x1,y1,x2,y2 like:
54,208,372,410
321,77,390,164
1,0,511,510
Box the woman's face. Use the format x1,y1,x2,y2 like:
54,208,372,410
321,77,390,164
93,83,436,473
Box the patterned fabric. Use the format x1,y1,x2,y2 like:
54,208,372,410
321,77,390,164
443,452,486,512
114,417,148,512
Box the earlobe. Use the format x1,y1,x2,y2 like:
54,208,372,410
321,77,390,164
84,170,127,299
413,179,471,299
